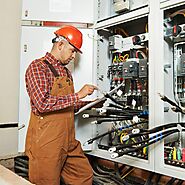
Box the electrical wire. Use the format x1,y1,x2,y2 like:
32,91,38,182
105,93,125,108
95,118,131,124
159,93,184,113
111,129,184,158
169,9,185,19
83,114,133,119
136,50,147,59
109,129,179,153
144,172,155,185
83,121,148,145
108,103,125,110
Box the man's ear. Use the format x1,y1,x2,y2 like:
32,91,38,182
58,40,65,51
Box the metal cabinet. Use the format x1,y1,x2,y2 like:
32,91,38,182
22,0,94,23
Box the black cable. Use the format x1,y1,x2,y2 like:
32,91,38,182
124,122,185,140
166,177,176,185
108,103,125,110
84,121,148,145
109,129,179,153
104,108,143,117
98,144,111,150
176,180,184,185
144,172,155,185
160,95,179,107
105,93,125,108
154,174,161,185
84,114,133,119
95,118,132,124
160,94,183,113
92,158,130,185
114,129,180,158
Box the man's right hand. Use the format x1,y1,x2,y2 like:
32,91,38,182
77,84,97,99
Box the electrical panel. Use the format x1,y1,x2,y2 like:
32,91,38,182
81,11,154,170
162,3,185,173
78,0,185,181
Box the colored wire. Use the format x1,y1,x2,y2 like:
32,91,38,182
109,128,179,153
136,50,147,59
111,129,184,158
120,122,185,141
145,23,148,33
169,9,185,19
83,121,148,145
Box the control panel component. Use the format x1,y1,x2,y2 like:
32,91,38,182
122,59,139,78
139,59,148,78
109,33,148,52
113,0,130,13
178,53,185,76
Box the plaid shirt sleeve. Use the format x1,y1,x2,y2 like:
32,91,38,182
74,100,92,112
25,61,79,114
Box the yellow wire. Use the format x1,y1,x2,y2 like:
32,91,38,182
145,23,148,33
119,56,124,62
123,54,129,61
121,168,135,179
113,56,117,63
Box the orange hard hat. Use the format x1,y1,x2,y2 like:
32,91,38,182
54,25,83,53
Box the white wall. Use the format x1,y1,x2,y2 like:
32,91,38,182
0,1,22,123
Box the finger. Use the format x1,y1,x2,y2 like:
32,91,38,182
92,85,98,90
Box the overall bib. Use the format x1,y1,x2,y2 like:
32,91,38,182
25,60,93,185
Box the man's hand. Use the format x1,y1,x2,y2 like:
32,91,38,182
77,84,97,99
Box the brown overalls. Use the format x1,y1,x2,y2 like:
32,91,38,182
25,60,93,185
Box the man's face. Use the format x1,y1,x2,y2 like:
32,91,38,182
59,41,77,65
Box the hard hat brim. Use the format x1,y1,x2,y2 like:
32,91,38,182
69,42,82,54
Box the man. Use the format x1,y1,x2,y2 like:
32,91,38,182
25,25,96,185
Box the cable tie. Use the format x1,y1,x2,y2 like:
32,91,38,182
155,133,159,141
111,153,119,159
133,116,139,123
99,108,107,115
182,107,185,113
132,128,140,134
150,134,154,141
91,121,97,124
122,135,130,142
82,114,89,118
159,132,163,140
108,147,116,153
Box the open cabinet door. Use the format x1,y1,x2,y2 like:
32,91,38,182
18,26,94,152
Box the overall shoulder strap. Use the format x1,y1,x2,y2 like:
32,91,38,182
44,60,59,77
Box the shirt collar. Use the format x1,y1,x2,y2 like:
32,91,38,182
45,52,62,67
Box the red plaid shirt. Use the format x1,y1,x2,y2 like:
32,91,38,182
25,52,88,115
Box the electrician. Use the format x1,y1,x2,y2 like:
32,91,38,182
25,25,95,185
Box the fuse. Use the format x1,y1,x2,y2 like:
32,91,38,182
182,148,185,162
173,147,177,160
177,148,182,160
